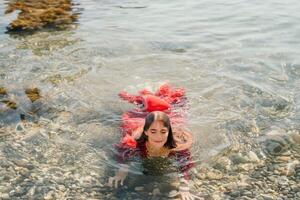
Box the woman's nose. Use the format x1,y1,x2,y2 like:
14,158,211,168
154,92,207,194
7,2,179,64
158,134,165,140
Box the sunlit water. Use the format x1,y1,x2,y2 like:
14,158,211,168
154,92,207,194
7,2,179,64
1,0,300,198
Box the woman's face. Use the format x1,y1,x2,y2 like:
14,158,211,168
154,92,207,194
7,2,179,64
145,120,169,148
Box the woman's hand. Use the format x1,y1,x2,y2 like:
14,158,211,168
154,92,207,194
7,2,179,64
108,165,129,188
108,170,128,188
173,128,193,151
169,189,202,200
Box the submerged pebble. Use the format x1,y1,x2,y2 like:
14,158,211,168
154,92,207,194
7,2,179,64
134,186,144,191
168,190,178,198
263,138,289,156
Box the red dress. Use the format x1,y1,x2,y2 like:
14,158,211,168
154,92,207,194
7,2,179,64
117,84,193,179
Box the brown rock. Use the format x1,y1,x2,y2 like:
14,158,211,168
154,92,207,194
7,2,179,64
5,0,80,31
1,99,17,110
0,87,7,95
196,172,206,180
290,132,300,144
277,156,290,162
0,87,17,110
206,170,223,180
25,87,41,102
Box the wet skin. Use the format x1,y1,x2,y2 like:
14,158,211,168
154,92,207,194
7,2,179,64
145,120,169,149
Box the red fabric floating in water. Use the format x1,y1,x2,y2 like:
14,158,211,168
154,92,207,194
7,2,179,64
119,83,187,147
121,134,137,148
143,95,170,112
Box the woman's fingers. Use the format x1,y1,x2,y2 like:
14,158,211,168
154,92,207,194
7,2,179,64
192,194,203,200
108,177,121,188
180,193,185,200
108,177,114,187
187,194,194,200
183,194,190,200
181,192,188,200
180,192,200,200
114,178,120,188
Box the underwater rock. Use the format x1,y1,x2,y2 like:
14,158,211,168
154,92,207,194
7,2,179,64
1,193,10,200
206,170,223,180
0,99,17,110
44,69,88,86
134,186,144,191
230,153,250,164
247,151,260,163
15,122,26,132
5,0,80,31
213,157,231,172
152,188,161,196
168,190,178,198
24,88,41,103
260,194,275,200
44,190,54,200
237,163,254,171
285,160,299,176
262,137,290,156
0,87,7,96
0,86,44,123
289,132,300,144
1,87,17,111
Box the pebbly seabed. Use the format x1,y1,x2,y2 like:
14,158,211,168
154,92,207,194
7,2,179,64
0,110,299,200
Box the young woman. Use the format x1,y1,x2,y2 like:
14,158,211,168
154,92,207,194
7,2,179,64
108,111,199,200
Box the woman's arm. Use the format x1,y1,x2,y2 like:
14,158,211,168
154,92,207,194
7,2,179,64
174,150,198,200
109,144,135,188
131,126,143,139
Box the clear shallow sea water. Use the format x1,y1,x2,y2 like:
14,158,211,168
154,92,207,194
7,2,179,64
0,0,300,198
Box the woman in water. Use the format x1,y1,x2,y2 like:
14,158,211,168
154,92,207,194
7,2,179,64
108,111,199,200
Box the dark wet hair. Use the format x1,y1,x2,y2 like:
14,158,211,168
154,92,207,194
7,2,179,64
137,111,176,149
